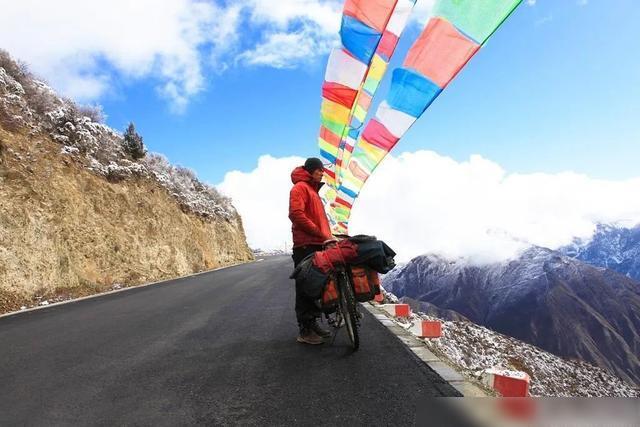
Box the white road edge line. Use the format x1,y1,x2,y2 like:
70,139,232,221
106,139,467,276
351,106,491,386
0,259,256,320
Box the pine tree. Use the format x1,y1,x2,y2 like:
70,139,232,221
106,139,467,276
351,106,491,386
122,122,146,160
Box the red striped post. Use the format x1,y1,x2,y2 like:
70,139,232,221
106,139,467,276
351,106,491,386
409,320,442,338
482,369,530,397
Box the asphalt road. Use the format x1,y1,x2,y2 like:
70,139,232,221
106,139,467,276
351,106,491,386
0,256,462,426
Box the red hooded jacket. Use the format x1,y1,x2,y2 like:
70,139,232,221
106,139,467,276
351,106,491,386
289,166,332,248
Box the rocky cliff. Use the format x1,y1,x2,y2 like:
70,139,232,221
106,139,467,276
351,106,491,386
0,51,253,314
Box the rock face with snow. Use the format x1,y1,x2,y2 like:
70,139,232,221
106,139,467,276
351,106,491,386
0,51,253,314
383,247,640,386
392,304,639,397
561,223,640,281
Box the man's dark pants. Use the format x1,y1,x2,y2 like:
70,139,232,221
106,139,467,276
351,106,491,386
292,244,323,332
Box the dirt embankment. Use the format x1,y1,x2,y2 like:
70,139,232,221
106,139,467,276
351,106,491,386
0,129,253,313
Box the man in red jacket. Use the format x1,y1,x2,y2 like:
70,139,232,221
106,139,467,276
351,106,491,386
289,157,334,345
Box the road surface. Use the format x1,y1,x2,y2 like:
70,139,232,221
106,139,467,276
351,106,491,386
0,256,462,425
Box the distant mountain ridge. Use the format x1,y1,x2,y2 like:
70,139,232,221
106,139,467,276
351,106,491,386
383,247,640,386
561,223,640,281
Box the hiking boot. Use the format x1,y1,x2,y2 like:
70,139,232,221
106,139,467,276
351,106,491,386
296,329,324,345
309,320,331,338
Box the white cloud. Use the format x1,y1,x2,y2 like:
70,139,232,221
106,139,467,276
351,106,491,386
238,28,336,69
218,151,640,263
218,155,304,251
237,0,341,68
0,0,237,112
0,0,342,110
0,0,451,109
527,0,537,6
237,0,440,70
245,0,341,31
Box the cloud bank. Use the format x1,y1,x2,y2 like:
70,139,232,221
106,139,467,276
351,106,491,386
218,151,640,263
218,155,304,252
1,0,441,111
0,0,343,111
0,0,239,111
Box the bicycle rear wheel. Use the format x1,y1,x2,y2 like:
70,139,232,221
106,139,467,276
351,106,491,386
338,272,359,351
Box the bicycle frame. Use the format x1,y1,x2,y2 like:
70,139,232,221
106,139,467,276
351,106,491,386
328,264,360,350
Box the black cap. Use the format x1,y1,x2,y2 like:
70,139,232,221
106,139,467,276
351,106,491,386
304,157,324,173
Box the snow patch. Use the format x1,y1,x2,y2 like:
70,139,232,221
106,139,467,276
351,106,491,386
378,288,640,397
1,59,236,221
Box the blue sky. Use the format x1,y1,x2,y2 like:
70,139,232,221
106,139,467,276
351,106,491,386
3,0,640,257
93,0,640,184
2,0,638,184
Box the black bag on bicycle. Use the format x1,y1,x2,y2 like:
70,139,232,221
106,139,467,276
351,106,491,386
348,235,396,274
289,255,329,299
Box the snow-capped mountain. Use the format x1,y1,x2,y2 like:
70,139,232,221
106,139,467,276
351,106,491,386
561,223,640,281
382,247,640,386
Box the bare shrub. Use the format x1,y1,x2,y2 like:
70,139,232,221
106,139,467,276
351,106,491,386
0,49,32,89
78,104,106,123
27,85,61,120
144,152,171,171
175,165,197,182
51,101,84,149
0,49,59,120
29,90,57,117
59,98,80,121
144,153,234,219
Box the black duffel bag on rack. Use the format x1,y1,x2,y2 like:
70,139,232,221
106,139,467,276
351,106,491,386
348,235,396,274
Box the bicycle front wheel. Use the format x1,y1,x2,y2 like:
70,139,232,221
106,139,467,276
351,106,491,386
339,272,359,351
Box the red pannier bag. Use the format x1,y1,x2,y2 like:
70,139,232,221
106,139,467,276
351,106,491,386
321,278,339,311
349,265,380,302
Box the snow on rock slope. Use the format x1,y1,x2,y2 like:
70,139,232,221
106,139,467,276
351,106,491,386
0,52,233,220
382,247,640,386
382,292,639,397
0,51,253,314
